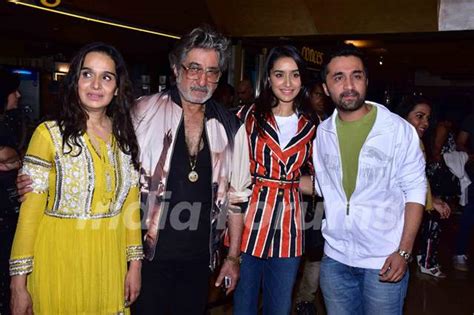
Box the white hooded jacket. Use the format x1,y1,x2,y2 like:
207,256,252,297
313,102,427,269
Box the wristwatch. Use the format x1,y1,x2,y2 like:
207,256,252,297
396,249,412,263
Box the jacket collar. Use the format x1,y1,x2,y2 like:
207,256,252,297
264,108,310,133
321,101,395,134
258,110,315,163
168,85,241,146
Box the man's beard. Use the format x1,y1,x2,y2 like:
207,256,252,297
334,90,365,112
176,77,213,105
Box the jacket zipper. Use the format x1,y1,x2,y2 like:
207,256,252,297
333,127,350,216
348,125,385,216
335,115,384,217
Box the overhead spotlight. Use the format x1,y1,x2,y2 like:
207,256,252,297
53,62,70,81
378,56,384,66
36,0,61,8
344,40,370,48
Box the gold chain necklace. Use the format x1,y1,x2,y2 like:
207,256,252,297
184,121,204,183
188,154,199,182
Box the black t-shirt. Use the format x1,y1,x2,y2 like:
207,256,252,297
0,169,20,217
0,114,21,217
0,109,25,150
155,123,212,262
461,114,474,153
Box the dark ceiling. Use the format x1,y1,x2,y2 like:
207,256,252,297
0,0,179,62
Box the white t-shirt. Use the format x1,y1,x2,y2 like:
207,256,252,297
274,114,298,148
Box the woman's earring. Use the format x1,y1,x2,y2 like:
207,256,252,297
114,89,118,96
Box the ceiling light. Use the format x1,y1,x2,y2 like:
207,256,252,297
55,62,69,73
344,40,370,48
8,0,181,40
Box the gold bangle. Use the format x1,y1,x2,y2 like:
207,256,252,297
225,255,241,264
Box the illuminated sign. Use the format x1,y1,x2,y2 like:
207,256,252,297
12,69,33,75
301,46,324,67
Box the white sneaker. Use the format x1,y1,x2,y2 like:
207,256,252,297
453,255,469,272
419,265,447,278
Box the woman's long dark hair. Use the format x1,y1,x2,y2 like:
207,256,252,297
395,95,433,156
394,95,432,121
58,42,139,170
254,45,309,135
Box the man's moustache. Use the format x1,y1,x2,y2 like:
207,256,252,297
340,91,359,97
190,86,209,93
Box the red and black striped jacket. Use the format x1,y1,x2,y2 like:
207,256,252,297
232,105,316,258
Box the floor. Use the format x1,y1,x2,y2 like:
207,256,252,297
207,212,474,314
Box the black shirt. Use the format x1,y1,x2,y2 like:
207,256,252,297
0,109,25,150
461,114,474,153
155,122,212,262
0,169,19,217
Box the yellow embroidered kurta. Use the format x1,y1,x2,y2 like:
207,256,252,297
9,121,143,315
421,142,433,211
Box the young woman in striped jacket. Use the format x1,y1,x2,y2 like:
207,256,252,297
230,46,316,315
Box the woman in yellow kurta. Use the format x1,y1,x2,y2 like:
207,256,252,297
9,43,143,314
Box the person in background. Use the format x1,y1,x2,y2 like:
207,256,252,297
306,79,332,122
230,45,316,315
10,42,143,314
454,109,474,271
236,79,255,106
0,68,22,315
395,95,451,278
212,81,235,109
425,104,461,207
0,69,24,153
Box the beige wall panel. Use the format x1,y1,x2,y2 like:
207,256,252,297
207,0,438,36
206,0,318,36
302,0,438,34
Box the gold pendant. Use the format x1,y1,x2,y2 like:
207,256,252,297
188,170,199,182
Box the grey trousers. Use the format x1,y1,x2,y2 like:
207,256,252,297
296,260,321,302
295,201,324,303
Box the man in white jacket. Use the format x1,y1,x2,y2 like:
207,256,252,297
313,44,426,315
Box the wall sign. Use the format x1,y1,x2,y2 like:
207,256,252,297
301,46,324,68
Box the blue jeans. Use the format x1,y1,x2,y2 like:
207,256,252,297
233,253,301,315
320,256,409,315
